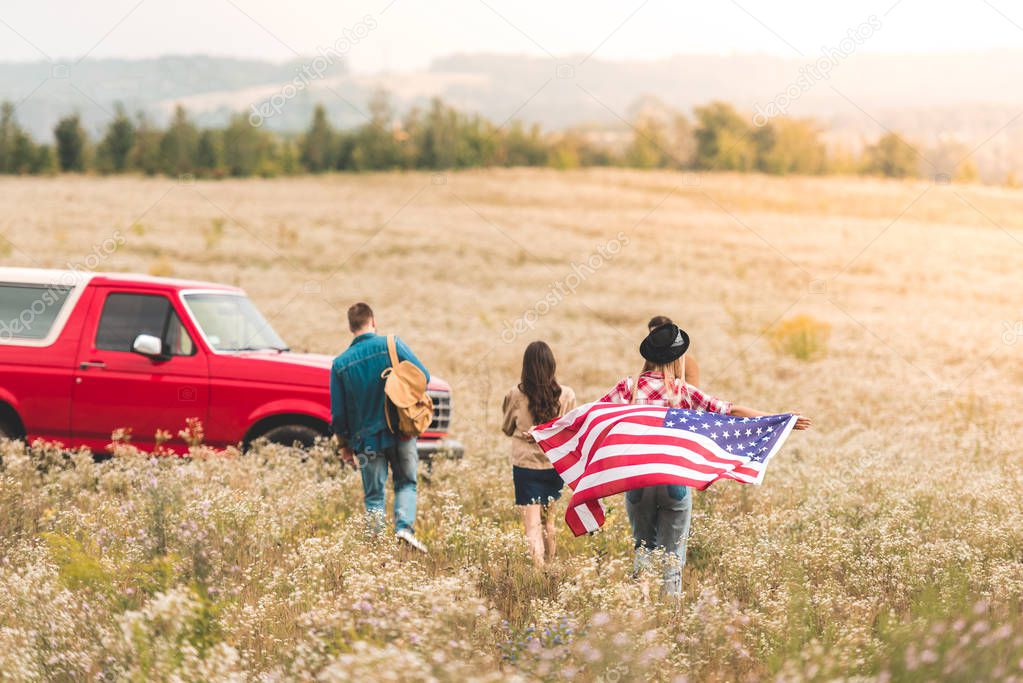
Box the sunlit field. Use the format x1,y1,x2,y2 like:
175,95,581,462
2,168,1023,681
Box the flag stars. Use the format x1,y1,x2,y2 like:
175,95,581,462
659,410,788,466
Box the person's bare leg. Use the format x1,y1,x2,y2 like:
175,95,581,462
541,503,557,563
521,504,544,567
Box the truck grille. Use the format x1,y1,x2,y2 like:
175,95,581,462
428,391,451,433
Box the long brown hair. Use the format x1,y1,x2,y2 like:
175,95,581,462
519,341,562,425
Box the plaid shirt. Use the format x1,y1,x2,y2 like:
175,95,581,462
600,371,732,414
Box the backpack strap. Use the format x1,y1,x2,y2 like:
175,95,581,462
386,335,399,370
383,335,400,434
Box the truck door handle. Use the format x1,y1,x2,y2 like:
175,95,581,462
79,361,106,370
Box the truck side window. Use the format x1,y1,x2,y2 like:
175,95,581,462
0,283,72,340
95,293,195,356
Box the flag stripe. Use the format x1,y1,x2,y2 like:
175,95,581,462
595,431,753,469
574,462,719,494
583,451,734,479
573,502,600,533
572,470,718,506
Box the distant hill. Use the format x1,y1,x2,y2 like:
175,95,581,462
427,51,1023,123
0,55,348,137
419,52,1023,181
3,51,1023,180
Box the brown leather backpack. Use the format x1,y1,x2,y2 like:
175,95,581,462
381,335,433,437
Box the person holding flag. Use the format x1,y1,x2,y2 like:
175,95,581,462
532,322,811,596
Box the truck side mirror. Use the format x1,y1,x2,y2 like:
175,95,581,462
132,333,164,358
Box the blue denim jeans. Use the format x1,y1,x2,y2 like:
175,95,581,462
625,485,692,595
359,438,418,534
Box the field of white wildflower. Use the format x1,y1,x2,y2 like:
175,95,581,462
1,169,1022,681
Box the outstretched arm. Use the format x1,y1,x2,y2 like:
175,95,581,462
730,403,812,430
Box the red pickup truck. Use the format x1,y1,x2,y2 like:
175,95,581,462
0,267,462,458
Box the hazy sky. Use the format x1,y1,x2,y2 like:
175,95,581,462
1,0,1021,71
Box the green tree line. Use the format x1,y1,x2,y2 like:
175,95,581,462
0,93,978,181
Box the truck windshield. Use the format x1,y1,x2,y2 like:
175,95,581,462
183,293,289,353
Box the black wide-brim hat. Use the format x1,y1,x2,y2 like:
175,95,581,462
640,323,690,365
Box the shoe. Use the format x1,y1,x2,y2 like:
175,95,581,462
396,529,427,553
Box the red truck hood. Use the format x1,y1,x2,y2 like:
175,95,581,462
222,350,452,392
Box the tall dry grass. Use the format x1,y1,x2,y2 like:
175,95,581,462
1,169,1022,681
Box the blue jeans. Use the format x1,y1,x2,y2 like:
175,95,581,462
625,485,692,595
359,438,418,534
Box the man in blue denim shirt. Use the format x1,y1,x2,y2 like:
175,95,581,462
331,303,430,551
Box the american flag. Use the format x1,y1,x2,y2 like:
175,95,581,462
531,402,798,536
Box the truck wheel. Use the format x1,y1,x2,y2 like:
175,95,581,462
259,425,321,449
